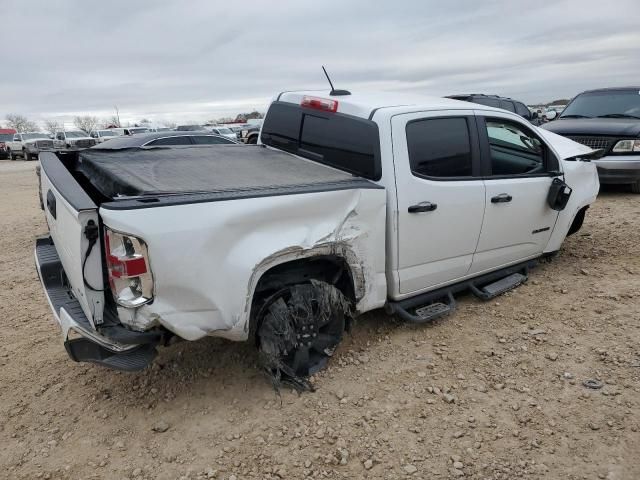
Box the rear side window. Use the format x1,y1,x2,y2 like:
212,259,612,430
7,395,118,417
406,118,473,178
192,135,234,144
145,136,192,146
261,102,381,180
500,100,516,112
473,97,500,108
515,102,531,118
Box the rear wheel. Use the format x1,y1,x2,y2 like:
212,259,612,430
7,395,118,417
257,281,349,383
631,181,640,194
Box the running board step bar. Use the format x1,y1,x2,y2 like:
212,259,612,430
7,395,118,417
470,272,528,300
386,292,456,324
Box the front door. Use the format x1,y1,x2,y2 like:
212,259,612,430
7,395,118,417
469,113,561,275
392,111,486,295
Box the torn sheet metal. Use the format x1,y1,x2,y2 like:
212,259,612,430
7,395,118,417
99,186,387,341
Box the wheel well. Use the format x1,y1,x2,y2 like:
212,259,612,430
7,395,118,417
249,255,356,339
568,206,588,236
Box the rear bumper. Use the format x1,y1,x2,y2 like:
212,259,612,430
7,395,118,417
34,235,159,371
593,155,640,184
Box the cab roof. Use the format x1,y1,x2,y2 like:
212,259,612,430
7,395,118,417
277,90,504,120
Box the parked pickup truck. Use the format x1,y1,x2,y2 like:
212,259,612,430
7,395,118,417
53,130,97,150
35,90,599,383
7,132,54,160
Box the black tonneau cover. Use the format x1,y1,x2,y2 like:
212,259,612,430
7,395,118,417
78,145,378,205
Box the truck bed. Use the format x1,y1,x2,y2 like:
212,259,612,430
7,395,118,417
76,145,378,209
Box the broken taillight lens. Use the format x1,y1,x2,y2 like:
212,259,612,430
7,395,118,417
104,227,154,308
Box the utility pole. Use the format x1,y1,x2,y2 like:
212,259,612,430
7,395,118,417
115,105,121,127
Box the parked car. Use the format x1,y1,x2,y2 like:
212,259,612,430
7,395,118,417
35,90,598,382
447,94,540,125
206,126,238,141
0,128,17,159
176,125,206,131
91,129,120,143
91,131,238,149
53,130,97,150
7,132,54,160
108,127,150,136
542,87,640,193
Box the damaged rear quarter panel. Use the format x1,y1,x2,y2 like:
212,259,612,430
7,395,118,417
99,188,387,341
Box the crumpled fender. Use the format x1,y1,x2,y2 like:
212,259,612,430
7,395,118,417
100,187,387,342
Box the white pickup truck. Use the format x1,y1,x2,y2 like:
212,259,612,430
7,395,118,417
35,90,599,383
53,130,97,150
7,132,54,160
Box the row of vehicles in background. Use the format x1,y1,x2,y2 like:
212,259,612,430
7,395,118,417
2,122,260,160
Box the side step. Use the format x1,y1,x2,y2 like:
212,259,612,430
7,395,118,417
65,338,157,372
387,292,456,324
470,272,527,300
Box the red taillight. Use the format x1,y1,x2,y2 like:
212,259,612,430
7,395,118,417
104,227,153,307
301,96,338,113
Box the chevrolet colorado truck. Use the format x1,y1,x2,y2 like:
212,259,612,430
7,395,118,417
7,132,54,160
35,90,599,383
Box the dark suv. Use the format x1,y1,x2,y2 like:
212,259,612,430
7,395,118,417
542,87,640,193
447,94,539,125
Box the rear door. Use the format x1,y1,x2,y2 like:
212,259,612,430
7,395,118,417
39,154,105,325
392,110,486,295
469,112,561,274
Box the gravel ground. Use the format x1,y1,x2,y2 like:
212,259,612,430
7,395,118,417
1,160,639,480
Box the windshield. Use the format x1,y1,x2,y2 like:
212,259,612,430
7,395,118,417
99,130,117,137
129,128,149,134
65,131,87,138
22,133,49,140
561,90,640,119
215,127,233,134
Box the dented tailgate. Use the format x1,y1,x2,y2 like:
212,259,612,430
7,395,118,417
39,153,105,326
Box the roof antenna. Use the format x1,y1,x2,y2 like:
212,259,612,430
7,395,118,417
322,66,351,96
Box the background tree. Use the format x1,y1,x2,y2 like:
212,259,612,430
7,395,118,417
102,115,121,128
73,115,98,133
234,111,264,123
44,119,62,135
5,114,38,133
164,121,177,130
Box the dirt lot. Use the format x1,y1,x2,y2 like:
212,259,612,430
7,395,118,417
0,160,639,480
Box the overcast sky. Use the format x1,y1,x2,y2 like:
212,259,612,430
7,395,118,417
1,0,639,127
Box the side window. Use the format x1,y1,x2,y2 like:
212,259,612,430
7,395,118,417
515,102,531,119
14,134,21,141
192,135,233,145
473,97,500,108
406,117,473,178
500,100,516,112
485,119,545,176
145,136,192,146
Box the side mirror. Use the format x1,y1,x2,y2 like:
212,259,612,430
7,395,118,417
546,110,558,121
